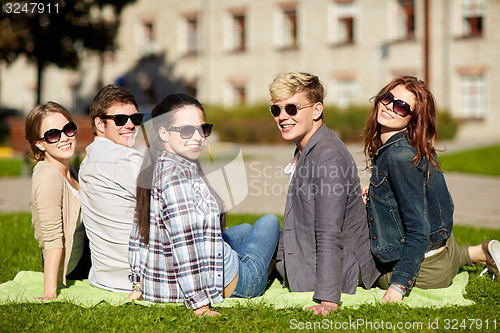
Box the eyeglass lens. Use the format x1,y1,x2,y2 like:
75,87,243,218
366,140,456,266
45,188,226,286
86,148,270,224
381,92,411,117
109,114,144,126
270,104,299,117
179,124,213,139
43,122,78,143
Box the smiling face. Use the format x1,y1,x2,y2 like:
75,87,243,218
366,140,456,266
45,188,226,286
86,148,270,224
377,84,416,143
95,103,139,147
272,91,323,152
35,112,76,164
159,105,206,161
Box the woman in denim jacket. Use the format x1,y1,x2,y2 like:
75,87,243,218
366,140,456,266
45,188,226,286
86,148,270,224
362,76,499,303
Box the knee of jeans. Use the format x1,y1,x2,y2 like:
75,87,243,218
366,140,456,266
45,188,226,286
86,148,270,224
258,214,281,232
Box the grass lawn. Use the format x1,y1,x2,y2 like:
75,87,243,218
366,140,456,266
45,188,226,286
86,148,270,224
1,212,500,332
439,145,500,177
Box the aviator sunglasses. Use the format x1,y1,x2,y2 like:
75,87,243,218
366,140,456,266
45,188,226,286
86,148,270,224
100,113,144,126
164,123,213,139
269,103,314,117
39,122,78,143
380,92,412,117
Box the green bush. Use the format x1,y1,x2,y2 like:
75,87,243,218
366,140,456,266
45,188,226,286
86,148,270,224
206,103,460,144
436,109,460,140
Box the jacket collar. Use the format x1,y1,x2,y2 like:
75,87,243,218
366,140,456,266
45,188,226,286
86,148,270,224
157,149,198,172
375,130,408,157
297,123,328,158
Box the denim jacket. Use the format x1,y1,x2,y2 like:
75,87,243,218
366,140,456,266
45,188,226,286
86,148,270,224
367,131,454,290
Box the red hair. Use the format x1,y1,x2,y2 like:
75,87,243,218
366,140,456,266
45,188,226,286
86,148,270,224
363,76,440,172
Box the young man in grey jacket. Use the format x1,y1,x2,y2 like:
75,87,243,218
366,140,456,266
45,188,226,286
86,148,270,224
268,72,379,315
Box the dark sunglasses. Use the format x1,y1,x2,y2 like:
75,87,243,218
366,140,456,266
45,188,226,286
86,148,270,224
39,122,78,143
101,113,144,126
381,92,412,117
269,103,314,117
164,123,213,139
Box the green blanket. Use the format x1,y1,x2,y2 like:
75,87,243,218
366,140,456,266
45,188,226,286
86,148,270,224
0,271,474,308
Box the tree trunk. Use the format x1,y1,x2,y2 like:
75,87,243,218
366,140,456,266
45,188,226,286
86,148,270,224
36,58,43,105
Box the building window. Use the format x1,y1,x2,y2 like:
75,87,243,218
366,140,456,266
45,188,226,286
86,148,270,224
462,0,484,37
140,20,156,56
461,75,485,118
233,85,246,105
232,13,246,52
283,8,298,48
337,79,358,108
329,1,356,45
397,0,415,40
184,80,198,98
185,15,200,55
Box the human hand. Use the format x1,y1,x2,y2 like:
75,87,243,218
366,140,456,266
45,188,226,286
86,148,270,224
362,185,369,205
125,289,142,300
305,301,339,316
35,295,56,300
193,305,221,317
381,287,404,303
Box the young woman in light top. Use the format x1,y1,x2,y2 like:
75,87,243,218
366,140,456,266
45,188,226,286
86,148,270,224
25,102,91,299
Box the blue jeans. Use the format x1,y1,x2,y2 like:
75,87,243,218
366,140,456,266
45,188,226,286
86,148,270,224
222,214,281,298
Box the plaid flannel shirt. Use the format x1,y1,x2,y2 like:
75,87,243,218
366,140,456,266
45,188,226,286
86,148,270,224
129,150,224,309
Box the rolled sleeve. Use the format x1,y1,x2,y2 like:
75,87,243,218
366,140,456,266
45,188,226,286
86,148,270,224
166,171,221,309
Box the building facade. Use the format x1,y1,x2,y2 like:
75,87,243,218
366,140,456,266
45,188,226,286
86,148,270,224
1,0,499,139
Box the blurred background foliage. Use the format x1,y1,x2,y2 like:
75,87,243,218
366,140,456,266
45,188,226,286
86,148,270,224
206,103,459,144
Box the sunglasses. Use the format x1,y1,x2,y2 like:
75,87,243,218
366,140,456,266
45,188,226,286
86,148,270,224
39,122,78,143
164,123,213,139
100,113,144,126
269,103,314,117
380,92,412,117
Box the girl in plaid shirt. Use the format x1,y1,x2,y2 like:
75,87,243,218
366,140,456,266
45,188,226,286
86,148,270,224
127,94,281,316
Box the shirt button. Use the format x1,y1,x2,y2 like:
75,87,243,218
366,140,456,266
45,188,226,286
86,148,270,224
218,253,221,256
372,236,376,240
376,255,381,259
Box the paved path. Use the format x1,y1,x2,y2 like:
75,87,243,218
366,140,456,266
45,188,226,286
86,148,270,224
0,141,499,229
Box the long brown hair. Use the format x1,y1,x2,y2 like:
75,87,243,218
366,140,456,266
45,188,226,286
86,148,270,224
363,76,440,172
135,93,226,245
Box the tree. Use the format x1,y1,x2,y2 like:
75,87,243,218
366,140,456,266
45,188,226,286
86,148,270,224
0,0,135,105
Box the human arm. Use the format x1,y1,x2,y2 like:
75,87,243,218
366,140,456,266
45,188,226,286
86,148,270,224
165,169,223,311
381,283,405,303
310,152,349,307
36,248,63,300
127,222,142,300
306,301,339,316
32,164,66,299
385,147,429,290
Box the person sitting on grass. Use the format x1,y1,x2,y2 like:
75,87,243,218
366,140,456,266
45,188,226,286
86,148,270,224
362,76,500,303
25,102,91,300
126,93,281,317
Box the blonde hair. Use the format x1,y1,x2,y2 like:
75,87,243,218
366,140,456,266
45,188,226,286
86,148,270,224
269,72,325,104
